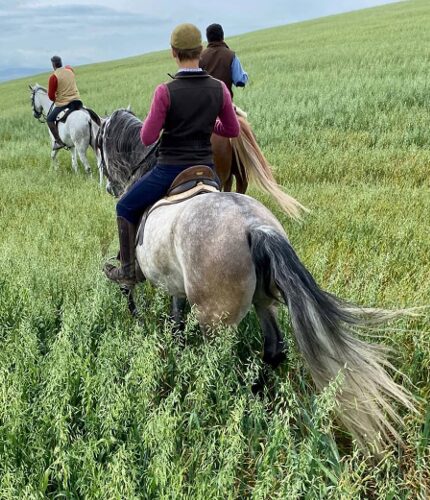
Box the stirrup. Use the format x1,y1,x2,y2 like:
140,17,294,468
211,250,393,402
52,141,66,151
103,261,136,286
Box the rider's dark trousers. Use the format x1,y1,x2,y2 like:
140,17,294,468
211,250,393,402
116,164,215,224
46,100,83,122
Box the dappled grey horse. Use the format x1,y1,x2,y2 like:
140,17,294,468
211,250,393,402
100,110,415,451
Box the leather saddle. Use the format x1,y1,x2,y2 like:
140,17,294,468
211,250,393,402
167,165,220,196
136,165,220,245
56,103,101,126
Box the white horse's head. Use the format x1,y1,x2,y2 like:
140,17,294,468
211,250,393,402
29,84,47,120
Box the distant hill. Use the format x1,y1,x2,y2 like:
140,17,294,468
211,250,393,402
0,67,46,82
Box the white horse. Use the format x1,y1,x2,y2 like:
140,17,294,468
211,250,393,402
30,84,102,182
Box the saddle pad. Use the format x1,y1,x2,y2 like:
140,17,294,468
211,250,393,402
150,183,219,214
56,105,100,125
55,109,69,122
136,183,219,246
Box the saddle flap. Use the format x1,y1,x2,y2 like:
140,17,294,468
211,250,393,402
55,102,84,123
167,165,220,196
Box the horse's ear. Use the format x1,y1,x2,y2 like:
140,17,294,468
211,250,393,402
126,104,131,111
29,84,33,90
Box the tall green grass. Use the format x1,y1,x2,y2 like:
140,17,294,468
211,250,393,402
1,0,429,497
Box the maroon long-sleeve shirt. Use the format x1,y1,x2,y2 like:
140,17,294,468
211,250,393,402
140,80,239,146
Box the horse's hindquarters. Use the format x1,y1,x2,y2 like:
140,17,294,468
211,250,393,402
138,193,283,326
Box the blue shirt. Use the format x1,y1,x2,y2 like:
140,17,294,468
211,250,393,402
231,55,248,87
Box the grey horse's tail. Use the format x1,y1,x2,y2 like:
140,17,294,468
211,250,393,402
248,225,416,450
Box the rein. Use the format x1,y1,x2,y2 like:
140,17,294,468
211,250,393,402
130,139,160,176
31,88,53,123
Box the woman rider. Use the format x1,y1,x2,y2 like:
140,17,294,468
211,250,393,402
104,23,240,285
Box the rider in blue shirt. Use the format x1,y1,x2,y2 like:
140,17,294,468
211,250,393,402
231,54,248,88
200,23,248,98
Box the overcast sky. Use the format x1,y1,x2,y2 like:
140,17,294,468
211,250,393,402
0,0,401,81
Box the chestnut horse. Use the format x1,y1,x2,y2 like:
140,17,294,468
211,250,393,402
96,109,307,220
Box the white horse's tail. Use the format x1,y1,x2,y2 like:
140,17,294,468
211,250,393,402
231,116,308,220
88,120,94,150
248,226,416,451
85,110,101,151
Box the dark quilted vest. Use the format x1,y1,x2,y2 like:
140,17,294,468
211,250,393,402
200,42,235,96
158,71,223,165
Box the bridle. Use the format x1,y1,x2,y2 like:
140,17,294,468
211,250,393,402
96,119,108,175
95,119,121,197
31,87,53,123
96,110,160,198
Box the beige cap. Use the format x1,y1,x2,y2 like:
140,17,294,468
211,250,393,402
170,23,202,50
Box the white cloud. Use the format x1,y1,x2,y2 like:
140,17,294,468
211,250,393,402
0,0,401,81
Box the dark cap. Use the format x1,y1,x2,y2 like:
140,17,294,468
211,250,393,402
206,23,224,43
51,55,62,67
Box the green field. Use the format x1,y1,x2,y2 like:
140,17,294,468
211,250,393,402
1,0,430,497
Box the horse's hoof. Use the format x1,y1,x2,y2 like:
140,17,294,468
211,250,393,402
263,351,287,370
252,371,268,396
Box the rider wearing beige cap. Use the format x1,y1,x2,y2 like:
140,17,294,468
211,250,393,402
170,22,202,49
104,23,240,285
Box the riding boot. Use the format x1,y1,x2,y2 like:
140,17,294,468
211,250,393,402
47,121,66,150
104,217,137,286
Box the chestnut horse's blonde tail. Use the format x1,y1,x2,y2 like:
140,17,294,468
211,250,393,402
231,115,308,220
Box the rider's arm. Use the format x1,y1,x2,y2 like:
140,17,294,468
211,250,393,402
231,55,248,87
48,74,57,101
140,84,170,146
214,82,240,138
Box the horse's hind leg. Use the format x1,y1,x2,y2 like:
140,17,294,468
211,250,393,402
51,148,59,170
70,146,78,173
255,303,286,369
252,303,286,394
223,174,234,192
170,296,187,329
170,296,187,336
231,155,248,194
120,285,138,316
235,170,248,194
76,140,92,175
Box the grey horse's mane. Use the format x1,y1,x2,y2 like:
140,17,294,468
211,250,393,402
102,109,158,196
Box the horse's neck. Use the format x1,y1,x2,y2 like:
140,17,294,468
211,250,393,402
39,92,53,113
